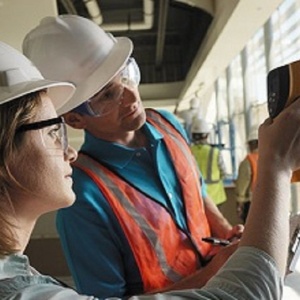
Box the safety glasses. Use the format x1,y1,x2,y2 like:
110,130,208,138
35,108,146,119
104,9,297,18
73,57,141,117
17,116,68,156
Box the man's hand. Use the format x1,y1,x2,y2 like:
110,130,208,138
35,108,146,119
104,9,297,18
225,224,244,241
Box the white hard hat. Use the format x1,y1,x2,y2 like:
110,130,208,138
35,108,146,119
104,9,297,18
190,97,198,109
191,118,211,134
247,128,258,142
23,15,133,115
0,41,74,109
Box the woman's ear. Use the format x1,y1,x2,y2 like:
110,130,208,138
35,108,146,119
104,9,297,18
63,112,86,129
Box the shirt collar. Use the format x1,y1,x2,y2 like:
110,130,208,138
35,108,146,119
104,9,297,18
0,254,31,279
81,121,163,169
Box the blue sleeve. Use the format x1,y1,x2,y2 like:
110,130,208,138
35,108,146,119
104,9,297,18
56,168,142,299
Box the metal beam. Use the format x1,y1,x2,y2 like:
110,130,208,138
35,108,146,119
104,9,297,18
59,0,78,15
156,0,169,68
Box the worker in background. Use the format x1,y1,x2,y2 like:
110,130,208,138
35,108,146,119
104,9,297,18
190,118,227,209
174,97,199,140
235,129,259,223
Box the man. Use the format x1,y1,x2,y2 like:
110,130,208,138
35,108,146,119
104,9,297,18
190,118,227,208
235,129,259,223
23,15,243,299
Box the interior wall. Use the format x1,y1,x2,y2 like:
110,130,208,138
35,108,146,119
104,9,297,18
0,0,58,50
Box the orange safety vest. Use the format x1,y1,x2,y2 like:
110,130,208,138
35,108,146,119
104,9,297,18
73,109,212,292
291,169,300,182
246,152,258,190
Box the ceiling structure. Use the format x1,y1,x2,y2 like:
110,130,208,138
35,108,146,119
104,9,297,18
55,0,285,111
57,0,213,85
0,0,286,112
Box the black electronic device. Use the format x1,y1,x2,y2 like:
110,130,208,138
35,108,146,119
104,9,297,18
201,237,231,246
287,214,300,275
267,60,300,118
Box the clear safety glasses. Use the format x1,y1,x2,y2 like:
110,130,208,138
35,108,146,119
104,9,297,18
73,57,141,117
17,116,68,156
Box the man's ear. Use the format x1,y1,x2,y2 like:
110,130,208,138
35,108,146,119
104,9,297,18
63,112,87,129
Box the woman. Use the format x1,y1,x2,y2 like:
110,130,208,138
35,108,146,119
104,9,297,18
0,40,296,299
0,41,87,299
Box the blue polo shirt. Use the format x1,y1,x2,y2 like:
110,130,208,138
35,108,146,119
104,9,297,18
56,109,207,299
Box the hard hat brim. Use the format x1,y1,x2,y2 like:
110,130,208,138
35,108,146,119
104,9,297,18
57,36,133,115
0,80,75,110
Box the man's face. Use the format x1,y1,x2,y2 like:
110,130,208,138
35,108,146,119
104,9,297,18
79,83,146,140
65,58,146,141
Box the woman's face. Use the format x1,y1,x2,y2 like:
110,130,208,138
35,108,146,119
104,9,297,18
9,94,77,217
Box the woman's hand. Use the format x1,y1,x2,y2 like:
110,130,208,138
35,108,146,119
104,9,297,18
259,100,300,174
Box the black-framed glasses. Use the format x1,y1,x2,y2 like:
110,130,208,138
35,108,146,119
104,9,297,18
17,116,68,156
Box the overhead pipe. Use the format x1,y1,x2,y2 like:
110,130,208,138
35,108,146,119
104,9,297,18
60,0,154,31
83,0,154,32
83,0,103,25
59,0,78,15
156,0,169,67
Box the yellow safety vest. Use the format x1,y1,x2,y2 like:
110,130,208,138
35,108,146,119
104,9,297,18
191,144,226,205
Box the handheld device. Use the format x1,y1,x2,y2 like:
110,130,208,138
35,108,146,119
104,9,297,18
287,214,300,274
268,61,300,181
267,60,300,118
202,237,231,246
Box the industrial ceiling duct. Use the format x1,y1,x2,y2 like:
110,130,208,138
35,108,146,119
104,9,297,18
83,0,154,32
83,0,103,25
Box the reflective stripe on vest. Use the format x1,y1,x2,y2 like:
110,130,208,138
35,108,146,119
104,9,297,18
145,109,211,250
73,109,212,292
